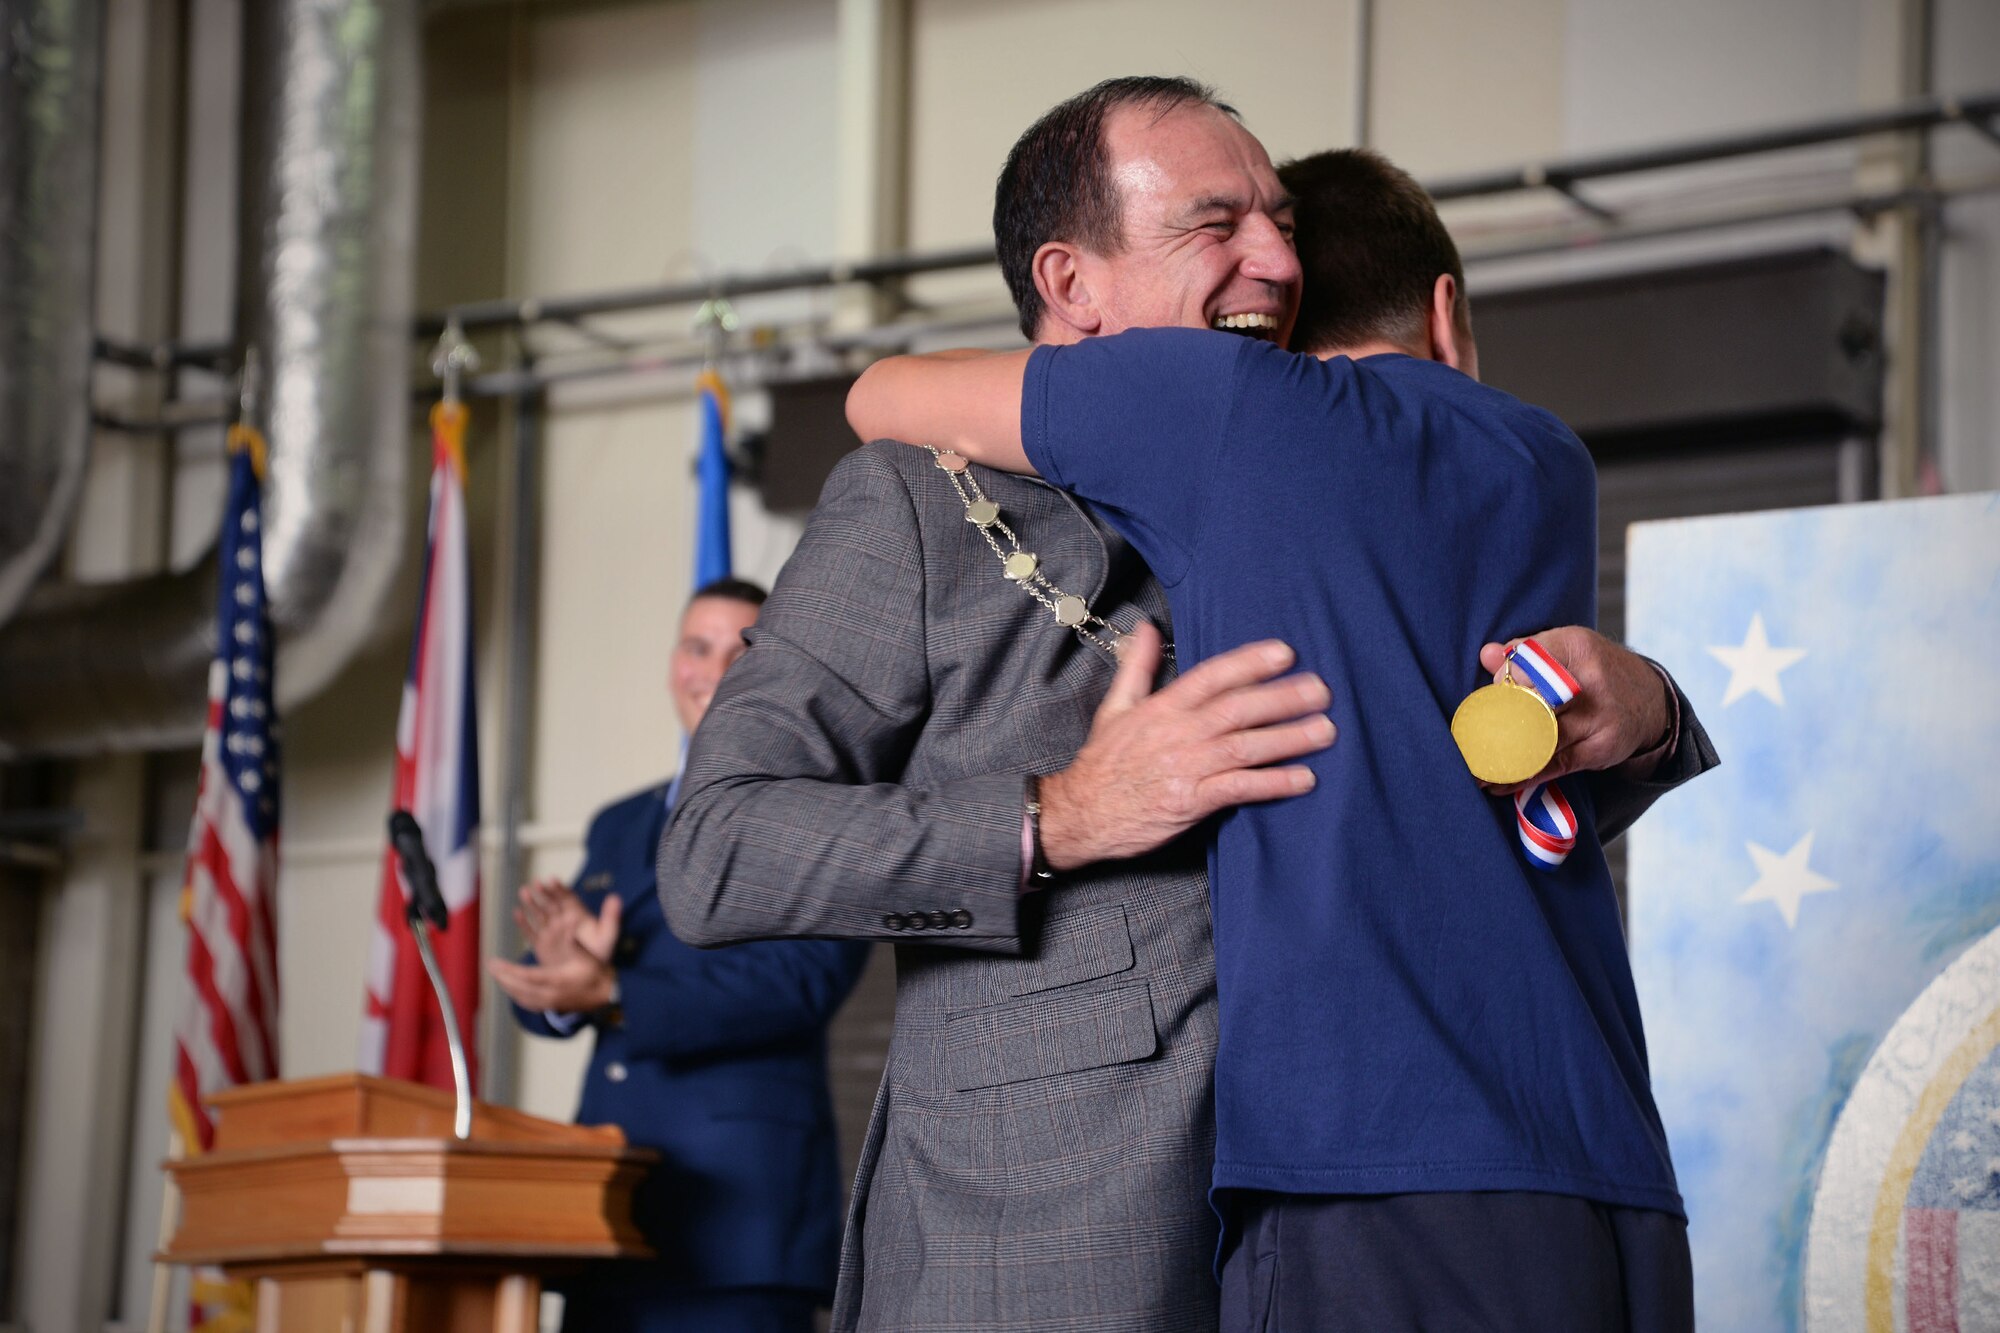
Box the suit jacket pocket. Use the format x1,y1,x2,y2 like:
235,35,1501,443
944,981,1158,1091
1009,902,1136,996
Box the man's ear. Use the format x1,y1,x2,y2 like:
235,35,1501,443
1031,241,1104,339
1426,273,1478,380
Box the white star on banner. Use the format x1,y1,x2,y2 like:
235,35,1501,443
1738,832,1838,929
1708,612,1807,707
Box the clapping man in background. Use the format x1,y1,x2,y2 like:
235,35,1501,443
491,578,869,1333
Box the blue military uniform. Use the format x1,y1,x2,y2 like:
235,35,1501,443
512,781,870,1332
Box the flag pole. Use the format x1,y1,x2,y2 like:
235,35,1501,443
362,324,486,1100
691,295,737,589
151,349,268,1333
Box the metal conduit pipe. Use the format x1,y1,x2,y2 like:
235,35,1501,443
0,0,422,758
0,0,106,627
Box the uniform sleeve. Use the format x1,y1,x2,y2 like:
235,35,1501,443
615,939,870,1063
1020,328,1249,584
510,997,575,1040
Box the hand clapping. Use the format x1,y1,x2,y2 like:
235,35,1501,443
486,877,622,1015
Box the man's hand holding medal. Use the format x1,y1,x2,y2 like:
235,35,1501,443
1461,626,1677,795
1453,627,1678,869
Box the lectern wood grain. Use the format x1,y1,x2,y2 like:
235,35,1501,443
163,1074,654,1333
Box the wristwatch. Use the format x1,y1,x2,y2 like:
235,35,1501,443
1026,774,1055,882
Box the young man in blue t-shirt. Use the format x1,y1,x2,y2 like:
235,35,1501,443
847,148,1694,1331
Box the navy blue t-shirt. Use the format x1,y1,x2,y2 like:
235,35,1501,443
1021,328,1681,1218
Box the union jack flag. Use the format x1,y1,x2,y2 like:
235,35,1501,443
168,423,281,1332
359,401,482,1089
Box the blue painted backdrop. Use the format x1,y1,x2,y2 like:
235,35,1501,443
1625,492,2000,1332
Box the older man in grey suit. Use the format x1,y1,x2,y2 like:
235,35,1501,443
663,77,1715,1332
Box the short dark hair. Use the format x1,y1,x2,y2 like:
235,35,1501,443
690,576,767,609
1277,148,1464,354
994,76,1235,340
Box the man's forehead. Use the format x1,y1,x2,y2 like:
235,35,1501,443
683,596,758,630
1103,101,1280,206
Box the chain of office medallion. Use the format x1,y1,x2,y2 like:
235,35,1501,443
924,446,1130,661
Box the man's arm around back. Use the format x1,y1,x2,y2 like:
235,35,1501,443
659,443,1336,951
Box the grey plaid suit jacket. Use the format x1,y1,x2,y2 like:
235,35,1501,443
660,440,1716,1332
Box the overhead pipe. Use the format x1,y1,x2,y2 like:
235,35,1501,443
0,0,423,757
1426,92,2000,203
0,0,107,626
428,91,1998,337
95,88,2000,377
420,243,1000,338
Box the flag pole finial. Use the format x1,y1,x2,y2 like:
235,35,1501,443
429,314,480,407
237,346,261,422
693,294,739,368
228,348,270,479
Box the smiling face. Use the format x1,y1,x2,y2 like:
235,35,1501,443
669,594,760,734
1060,102,1301,346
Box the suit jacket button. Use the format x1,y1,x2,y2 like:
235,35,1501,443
605,1061,628,1083
950,909,973,928
927,910,949,929
883,913,905,930
905,911,929,931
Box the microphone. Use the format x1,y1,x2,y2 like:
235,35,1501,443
385,809,473,1139
388,809,448,931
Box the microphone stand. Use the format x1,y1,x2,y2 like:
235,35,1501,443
389,810,474,1140
407,908,474,1141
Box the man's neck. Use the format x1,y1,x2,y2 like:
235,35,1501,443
1305,337,1423,363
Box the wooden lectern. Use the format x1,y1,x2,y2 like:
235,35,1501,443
161,1073,656,1333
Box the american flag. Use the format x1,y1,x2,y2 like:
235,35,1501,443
359,401,482,1089
168,424,281,1331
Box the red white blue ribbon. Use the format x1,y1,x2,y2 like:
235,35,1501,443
1506,638,1582,869
1515,781,1578,868
1508,637,1580,710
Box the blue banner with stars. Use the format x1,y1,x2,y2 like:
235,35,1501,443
1626,493,2000,1332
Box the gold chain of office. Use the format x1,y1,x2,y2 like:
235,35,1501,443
925,446,1134,661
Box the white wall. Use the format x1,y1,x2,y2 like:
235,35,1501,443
1933,0,2000,494
1371,0,1567,177
17,760,146,1333
903,0,1357,312
1562,0,1870,152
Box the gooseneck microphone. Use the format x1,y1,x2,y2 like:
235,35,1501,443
387,809,473,1140
388,810,449,930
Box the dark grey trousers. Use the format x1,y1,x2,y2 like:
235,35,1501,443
1218,1191,1694,1333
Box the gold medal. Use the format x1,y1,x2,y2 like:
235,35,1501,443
1451,676,1558,784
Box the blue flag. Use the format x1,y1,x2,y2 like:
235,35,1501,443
694,369,733,586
